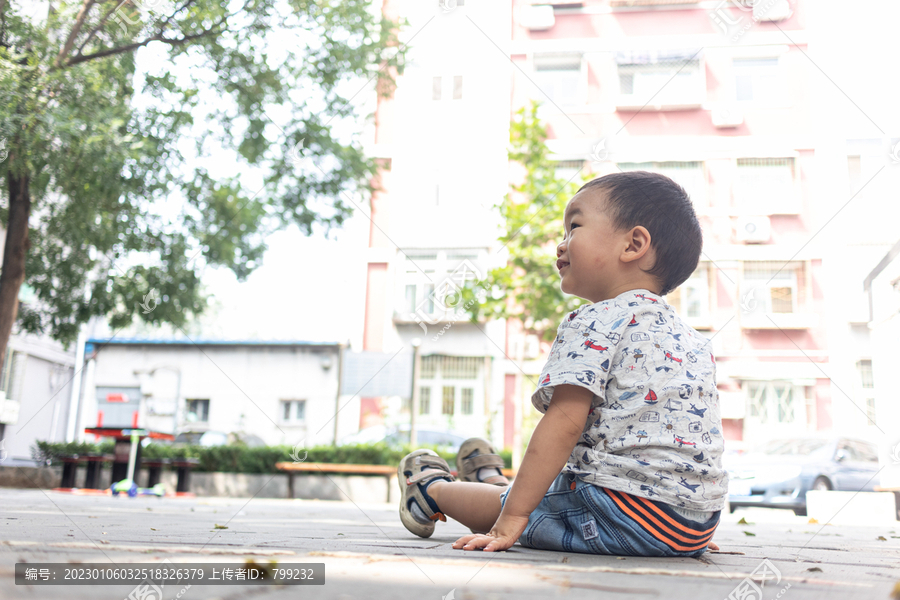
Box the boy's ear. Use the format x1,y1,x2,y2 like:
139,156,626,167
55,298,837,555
620,225,652,263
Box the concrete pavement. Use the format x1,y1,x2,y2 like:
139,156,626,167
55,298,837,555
1,487,898,599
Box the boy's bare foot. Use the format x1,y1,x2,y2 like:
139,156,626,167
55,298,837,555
708,542,720,551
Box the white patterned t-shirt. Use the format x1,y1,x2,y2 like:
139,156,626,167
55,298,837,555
531,288,729,512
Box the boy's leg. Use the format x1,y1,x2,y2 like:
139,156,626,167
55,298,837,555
427,480,506,534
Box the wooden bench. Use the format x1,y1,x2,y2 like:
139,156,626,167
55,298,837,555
275,462,516,502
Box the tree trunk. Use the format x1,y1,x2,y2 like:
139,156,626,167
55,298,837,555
0,170,31,372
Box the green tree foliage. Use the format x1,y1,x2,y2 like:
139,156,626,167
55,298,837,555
463,100,589,342
0,0,406,362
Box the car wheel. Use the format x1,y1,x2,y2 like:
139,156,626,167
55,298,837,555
793,507,807,516
812,477,832,492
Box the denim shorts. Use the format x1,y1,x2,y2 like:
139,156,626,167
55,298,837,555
500,473,720,557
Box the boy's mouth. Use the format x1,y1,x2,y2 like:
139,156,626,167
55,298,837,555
557,259,569,272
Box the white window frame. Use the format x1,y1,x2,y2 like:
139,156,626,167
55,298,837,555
665,264,713,328
280,399,306,424
741,261,801,314
744,380,802,426
616,56,705,110
395,251,486,322
532,53,586,109
733,157,801,215
418,356,482,426
733,57,787,106
185,398,210,423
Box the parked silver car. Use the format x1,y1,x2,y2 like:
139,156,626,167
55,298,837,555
726,437,880,516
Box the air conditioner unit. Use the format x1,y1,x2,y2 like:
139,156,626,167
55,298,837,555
520,4,555,31
754,0,792,22
735,216,772,244
711,105,743,128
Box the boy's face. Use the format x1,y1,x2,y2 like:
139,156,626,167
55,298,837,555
557,188,633,303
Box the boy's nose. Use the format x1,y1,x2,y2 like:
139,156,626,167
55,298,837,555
557,241,566,257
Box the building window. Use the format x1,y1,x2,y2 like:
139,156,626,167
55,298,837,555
421,356,480,379
402,252,437,316
666,266,710,323
440,356,480,379
0,349,20,397
397,250,485,320
421,356,439,379
617,161,706,207
847,155,862,192
857,359,874,388
734,57,782,104
533,53,582,106
419,386,431,415
616,51,704,107
442,386,455,415
461,388,474,415
746,381,799,425
865,398,877,427
734,157,797,213
741,261,805,314
453,75,463,100
858,359,876,426
280,399,306,423
185,399,210,422
433,76,442,100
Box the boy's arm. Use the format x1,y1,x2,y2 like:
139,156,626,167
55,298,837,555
452,384,594,552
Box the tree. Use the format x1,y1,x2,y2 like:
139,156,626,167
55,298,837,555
462,100,589,343
0,0,406,368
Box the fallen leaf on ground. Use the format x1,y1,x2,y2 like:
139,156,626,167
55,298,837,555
743,531,756,536
807,567,822,572
892,581,900,600
808,518,818,524
876,536,887,541
214,524,228,530
150,528,157,531
737,517,753,525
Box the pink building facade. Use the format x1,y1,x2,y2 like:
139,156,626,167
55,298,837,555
361,0,851,451
509,0,829,446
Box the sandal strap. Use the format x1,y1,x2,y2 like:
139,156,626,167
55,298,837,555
481,474,509,486
407,468,452,485
463,453,504,470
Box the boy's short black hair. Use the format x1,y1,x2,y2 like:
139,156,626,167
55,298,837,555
577,171,702,296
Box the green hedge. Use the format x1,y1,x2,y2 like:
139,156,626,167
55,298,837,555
31,441,513,475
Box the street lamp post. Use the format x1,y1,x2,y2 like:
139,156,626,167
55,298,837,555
410,338,422,448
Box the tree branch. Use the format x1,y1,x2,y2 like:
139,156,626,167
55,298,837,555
74,0,128,58
65,25,223,67
55,0,97,68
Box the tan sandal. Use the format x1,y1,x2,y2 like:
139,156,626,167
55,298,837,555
456,438,509,486
398,450,454,538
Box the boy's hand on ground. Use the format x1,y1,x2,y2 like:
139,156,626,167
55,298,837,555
451,514,530,553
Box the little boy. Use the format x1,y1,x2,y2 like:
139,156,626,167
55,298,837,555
398,171,728,556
